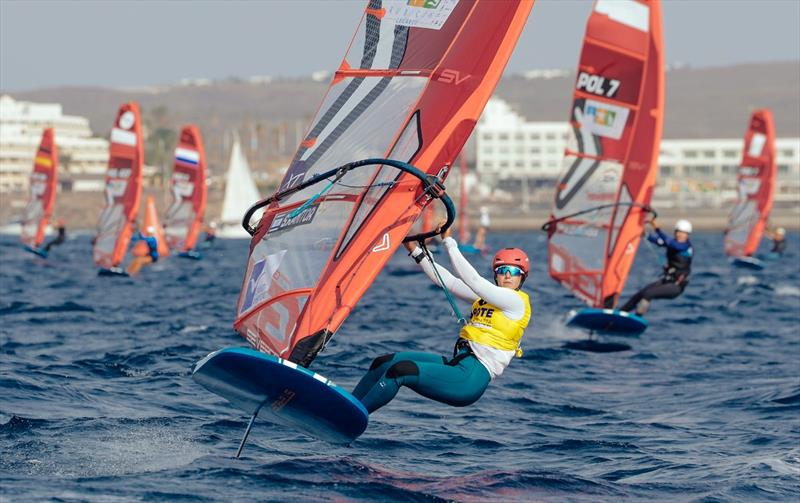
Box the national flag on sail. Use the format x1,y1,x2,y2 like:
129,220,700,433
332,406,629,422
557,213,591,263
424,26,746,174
175,147,200,166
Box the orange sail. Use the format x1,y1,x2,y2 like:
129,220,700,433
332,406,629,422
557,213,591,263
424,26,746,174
134,196,170,257
546,0,664,308
21,128,58,249
235,0,534,366
724,110,776,258
93,103,144,269
164,125,207,252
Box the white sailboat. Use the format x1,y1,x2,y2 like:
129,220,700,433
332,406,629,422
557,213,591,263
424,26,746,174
217,136,260,238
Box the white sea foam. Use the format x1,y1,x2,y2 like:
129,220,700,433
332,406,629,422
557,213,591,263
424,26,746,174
540,316,585,342
774,285,800,297
760,456,800,476
17,422,207,478
180,324,209,334
737,275,759,286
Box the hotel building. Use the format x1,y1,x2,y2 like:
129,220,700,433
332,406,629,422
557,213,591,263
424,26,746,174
476,98,800,209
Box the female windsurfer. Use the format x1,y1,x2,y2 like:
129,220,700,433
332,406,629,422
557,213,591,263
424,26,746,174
620,219,693,316
127,226,159,276
765,227,786,256
42,218,66,252
352,230,531,414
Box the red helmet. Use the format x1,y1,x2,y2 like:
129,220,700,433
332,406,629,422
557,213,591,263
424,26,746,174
493,248,530,276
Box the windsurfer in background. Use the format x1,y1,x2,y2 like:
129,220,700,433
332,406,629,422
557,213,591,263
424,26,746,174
620,219,693,316
352,224,532,414
765,226,787,257
472,206,491,252
127,225,159,276
201,222,217,248
42,218,66,252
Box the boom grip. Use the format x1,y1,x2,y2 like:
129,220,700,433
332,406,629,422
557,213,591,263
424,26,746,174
403,191,456,244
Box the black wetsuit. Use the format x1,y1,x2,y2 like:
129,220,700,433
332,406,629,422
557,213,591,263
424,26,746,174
621,229,693,314
43,226,66,252
771,238,786,255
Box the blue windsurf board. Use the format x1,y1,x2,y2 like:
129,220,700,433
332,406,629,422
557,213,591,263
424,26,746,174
192,347,368,445
731,256,765,270
458,244,483,255
23,245,48,259
566,308,648,335
98,267,129,277
178,250,202,260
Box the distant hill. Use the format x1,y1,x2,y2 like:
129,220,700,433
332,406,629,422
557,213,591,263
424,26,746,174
495,61,800,139
5,61,799,176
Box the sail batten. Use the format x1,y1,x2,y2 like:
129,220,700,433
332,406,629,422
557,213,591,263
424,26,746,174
547,0,664,309
236,0,534,366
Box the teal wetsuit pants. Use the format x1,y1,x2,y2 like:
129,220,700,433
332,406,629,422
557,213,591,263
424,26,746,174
352,348,491,414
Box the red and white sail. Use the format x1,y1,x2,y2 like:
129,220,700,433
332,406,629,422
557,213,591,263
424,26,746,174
547,0,664,308
164,125,207,252
236,0,534,365
93,103,144,269
21,128,58,249
724,110,776,258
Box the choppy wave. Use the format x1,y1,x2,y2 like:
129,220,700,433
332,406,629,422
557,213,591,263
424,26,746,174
1,233,799,502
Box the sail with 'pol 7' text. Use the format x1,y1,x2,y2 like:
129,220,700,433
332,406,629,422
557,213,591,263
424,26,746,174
544,0,664,335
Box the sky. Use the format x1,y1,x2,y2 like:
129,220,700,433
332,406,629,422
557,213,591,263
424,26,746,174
1,0,799,91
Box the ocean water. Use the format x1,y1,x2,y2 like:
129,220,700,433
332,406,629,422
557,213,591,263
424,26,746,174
1,231,798,502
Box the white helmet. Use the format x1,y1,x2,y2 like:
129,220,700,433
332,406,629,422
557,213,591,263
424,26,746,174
146,226,156,234
675,219,692,234
776,227,786,236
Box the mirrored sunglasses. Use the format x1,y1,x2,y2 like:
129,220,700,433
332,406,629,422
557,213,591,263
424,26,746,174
494,265,523,277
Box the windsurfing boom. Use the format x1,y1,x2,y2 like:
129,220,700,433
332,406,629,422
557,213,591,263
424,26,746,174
235,0,534,367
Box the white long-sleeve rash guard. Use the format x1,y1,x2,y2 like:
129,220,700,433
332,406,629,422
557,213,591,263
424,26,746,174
409,237,527,378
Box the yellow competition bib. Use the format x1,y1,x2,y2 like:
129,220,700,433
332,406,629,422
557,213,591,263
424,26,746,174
460,290,531,357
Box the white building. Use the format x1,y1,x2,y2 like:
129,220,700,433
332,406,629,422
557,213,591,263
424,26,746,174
654,138,800,208
475,97,800,208
476,98,570,185
0,95,109,193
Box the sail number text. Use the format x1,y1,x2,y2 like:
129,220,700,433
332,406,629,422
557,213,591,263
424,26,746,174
576,72,620,98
